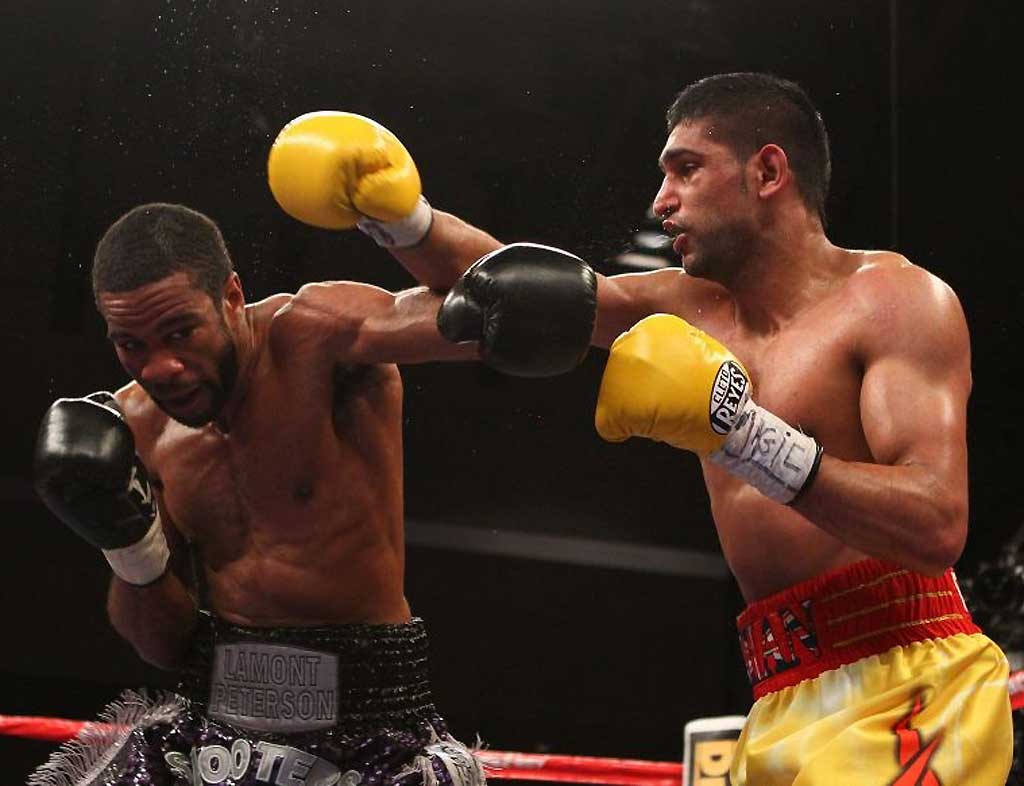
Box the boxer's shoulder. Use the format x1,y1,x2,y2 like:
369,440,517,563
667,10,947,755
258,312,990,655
266,282,395,358
113,381,169,456
844,250,950,298
836,251,968,361
843,249,962,327
114,381,158,424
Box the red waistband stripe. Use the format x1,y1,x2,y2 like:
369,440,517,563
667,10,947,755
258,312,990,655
736,559,980,700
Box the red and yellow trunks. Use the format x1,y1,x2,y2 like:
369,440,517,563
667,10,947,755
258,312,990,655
731,559,1012,785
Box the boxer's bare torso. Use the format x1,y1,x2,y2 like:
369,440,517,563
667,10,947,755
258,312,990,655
101,273,435,630
127,336,408,627
400,196,972,604
595,250,971,601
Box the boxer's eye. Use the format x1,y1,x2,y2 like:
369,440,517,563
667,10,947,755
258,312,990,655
167,327,195,342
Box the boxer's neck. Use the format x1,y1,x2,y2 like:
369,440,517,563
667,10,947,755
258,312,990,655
727,231,847,335
211,309,258,434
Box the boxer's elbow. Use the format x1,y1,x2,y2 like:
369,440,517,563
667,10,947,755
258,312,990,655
108,614,186,671
131,637,188,671
916,491,968,575
106,580,192,671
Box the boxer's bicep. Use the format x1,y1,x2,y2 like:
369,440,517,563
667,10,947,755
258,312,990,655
390,210,503,290
858,277,971,491
860,355,967,476
281,281,476,366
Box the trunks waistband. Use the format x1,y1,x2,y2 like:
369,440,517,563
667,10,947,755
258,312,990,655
736,558,980,700
177,612,438,734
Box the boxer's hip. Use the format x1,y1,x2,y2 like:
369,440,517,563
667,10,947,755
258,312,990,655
31,615,487,786
176,611,441,737
733,631,1011,785
735,557,983,699
730,559,1012,785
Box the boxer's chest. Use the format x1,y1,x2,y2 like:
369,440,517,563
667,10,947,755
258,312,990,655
150,413,307,550
722,315,872,461
146,365,402,550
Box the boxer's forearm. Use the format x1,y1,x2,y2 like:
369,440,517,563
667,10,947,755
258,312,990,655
791,454,967,575
389,211,501,291
107,572,197,670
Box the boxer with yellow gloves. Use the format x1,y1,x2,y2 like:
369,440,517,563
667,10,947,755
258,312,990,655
322,72,1013,785
268,110,501,290
268,110,433,247
595,313,822,504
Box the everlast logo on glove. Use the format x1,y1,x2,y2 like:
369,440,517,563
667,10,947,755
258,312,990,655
127,459,156,519
709,361,748,435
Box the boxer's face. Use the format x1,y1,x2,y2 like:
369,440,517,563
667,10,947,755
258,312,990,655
98,271,240,427
652,120,759,282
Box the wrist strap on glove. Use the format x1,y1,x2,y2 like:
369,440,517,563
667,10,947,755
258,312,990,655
103,513,170,585
711,399,823,504
357,196,433,248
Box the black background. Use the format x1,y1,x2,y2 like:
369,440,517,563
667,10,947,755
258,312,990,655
2,0,1021,781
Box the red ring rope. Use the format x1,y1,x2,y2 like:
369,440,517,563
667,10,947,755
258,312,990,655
4,669,1022,785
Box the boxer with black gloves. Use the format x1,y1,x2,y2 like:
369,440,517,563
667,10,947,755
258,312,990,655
35,392,169,586
29,196,597,786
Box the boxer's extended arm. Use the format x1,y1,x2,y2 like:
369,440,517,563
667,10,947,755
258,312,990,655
389,210,501,291
285,244,597,376
592,268,695,347
396,231,694,326
280,281,479,366
266,113,686,317
400,242,688,352
789,266,971,575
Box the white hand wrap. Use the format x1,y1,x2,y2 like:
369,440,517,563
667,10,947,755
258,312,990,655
102,513,170,585
357,195,433,248
711,398,823,504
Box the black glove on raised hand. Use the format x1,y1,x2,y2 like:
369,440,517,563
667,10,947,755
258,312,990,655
34,392,169,585
437,243,597,377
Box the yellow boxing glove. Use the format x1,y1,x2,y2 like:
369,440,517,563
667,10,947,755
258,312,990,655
596,313,749,454
267,111,432,246
595,314,822,503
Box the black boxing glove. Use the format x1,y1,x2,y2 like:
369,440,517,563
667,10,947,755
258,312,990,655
34,392,169,585
437,243,597,377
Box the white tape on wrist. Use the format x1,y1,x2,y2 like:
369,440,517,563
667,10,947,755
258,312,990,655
711,399,822,504
357,195,433,248
103,514,170,586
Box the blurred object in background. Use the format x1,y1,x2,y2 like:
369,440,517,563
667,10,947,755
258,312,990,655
608,207,677,272
961,520,1024,670
959,522,1024,785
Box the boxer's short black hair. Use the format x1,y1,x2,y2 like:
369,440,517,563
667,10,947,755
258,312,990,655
665,72,831,225
92,203,233,302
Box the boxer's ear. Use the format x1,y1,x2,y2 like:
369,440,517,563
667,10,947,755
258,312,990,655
221,272,245,314
752,143,789,199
